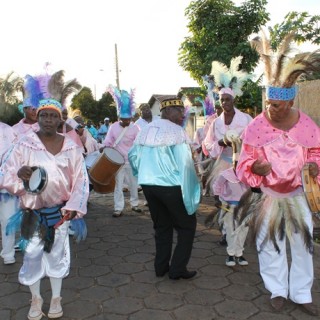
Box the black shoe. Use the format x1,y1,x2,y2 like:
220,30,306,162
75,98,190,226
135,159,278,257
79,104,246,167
219,234,227,246
155,266,169,277
169,270,197,280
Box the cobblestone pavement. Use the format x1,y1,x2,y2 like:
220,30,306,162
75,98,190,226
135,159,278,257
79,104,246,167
1,191,319,320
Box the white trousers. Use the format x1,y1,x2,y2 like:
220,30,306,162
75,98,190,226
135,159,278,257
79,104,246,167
0,194,19,261
256,195,313,304
223,207,249,257
19,222,70,286
114,164,139,211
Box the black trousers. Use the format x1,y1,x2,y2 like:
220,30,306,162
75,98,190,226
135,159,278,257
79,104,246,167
142,185,197,277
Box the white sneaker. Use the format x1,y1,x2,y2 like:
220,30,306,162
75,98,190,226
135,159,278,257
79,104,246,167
237,256,249,266
113,211,122,217
225,256,236,267
48,297,63,318
4,257,15,265
28,296,43,320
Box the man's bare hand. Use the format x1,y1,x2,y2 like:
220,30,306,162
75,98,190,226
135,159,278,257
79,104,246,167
308,162,319,178
251,158,272,176
17,166,33,180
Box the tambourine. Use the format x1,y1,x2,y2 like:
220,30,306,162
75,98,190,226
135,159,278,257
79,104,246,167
223,130,242,165
23,166,48,194
224,129,240,144
301,165,320,213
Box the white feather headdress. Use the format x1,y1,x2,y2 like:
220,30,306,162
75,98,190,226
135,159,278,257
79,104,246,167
210,56,251,97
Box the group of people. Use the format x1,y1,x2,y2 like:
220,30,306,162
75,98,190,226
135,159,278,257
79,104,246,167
1,30,320,319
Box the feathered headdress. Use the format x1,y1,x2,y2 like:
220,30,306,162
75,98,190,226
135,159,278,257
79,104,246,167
251,30,320,100
200,75,216,117
108,85,136,118
182,105,191,129
195,96,215,118
210,56,251,98
22,75,44,108
35,68,81,117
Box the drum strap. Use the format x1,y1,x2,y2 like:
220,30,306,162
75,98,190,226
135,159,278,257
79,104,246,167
113,126,129,147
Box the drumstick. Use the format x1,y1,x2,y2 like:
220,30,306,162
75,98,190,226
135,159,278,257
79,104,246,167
218,205,233,213
53,211,75,229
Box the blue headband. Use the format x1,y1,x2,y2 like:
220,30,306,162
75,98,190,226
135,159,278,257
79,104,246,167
266,86,297,101
37,99,63,117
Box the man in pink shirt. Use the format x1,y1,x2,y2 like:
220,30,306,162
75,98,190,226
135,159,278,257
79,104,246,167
13,104,39,138
103,87,140,217
236,32,320,316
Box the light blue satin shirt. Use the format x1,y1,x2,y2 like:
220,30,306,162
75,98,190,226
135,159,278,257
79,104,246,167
129,143,201,215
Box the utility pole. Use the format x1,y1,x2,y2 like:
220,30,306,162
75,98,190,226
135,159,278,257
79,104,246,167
115,43,120,89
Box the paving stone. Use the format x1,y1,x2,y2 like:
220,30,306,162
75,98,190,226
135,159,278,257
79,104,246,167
79,285,115,301
95,254,124,266
118,282,156,298
132,270,164,284
0,309,12,320
118,239,144,248
214,299,259,319
173,304,217,320
129,309,175,320
184,288,224,306
103,297,143,315
227,271,262,286
193,275,230,290
97,273,131,287
128,233,153,241
249,312,293,320
191,248,213,258
124,252,154,263
157,279,194,295
112,262,144,274
79,264,111,277
71,256,92,268
64,275,95,290
222,284,261,300
188,256,211,269
200,264,234,277
108,246,135,257
0,292,30,309
0,281,19,296
135,244,155,253
63,299,98,319
92,241,118,251
144,292,184,310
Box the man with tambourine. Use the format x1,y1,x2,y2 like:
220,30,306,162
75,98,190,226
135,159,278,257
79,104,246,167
0,98,89,320
236,31,320,316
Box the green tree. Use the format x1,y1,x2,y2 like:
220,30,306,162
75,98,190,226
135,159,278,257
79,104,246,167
0,72,24,124
70,87,117,125
235,77,263,115
70,87,97,120
268,12,320,49
97,92,117,123
178,0,269,84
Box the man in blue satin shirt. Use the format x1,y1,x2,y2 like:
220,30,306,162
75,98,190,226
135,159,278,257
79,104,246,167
129,97,201,280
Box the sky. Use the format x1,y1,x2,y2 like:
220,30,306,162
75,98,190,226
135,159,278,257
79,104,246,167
1,0,319,104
